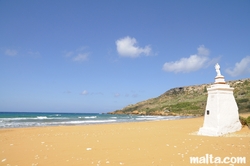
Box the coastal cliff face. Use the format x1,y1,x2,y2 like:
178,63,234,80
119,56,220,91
108,78,250,116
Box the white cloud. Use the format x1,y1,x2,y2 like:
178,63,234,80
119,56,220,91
80,90,104,95
162,45,211,73
116,36,151,58
65,47,89,62
225,56,250,77
197,45,210,56
5,49,18,56
73,53,89,62
81,90,89,95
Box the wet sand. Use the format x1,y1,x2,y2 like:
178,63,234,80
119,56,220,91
0,114,249,166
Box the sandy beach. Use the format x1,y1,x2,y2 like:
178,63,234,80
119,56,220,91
0,114,249,166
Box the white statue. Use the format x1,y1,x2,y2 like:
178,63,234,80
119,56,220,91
215,63,221,76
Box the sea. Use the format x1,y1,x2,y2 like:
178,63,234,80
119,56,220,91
0,112,191,129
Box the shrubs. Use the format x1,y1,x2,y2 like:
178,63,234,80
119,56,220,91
246,116,250,128
239,116,247,126
239,116,250,129
237,98,249,103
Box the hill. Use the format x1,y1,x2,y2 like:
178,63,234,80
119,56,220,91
108,78,250,116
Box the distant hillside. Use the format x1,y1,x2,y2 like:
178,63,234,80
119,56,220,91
108,78,250,116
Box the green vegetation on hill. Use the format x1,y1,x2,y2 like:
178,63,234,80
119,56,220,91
108,78,250,116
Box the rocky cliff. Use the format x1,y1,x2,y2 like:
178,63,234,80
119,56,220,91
108,78,250,116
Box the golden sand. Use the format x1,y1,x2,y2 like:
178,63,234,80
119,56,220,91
0,114,249,166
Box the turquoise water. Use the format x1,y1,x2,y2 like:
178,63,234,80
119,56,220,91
0,112,189,128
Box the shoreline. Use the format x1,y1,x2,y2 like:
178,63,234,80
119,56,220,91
0,112,194,129
1,114,249,165
0,115,195,130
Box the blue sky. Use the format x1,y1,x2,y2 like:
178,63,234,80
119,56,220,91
1,0,250,113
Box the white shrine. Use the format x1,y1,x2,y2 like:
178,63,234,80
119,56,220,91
198,63,242,136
